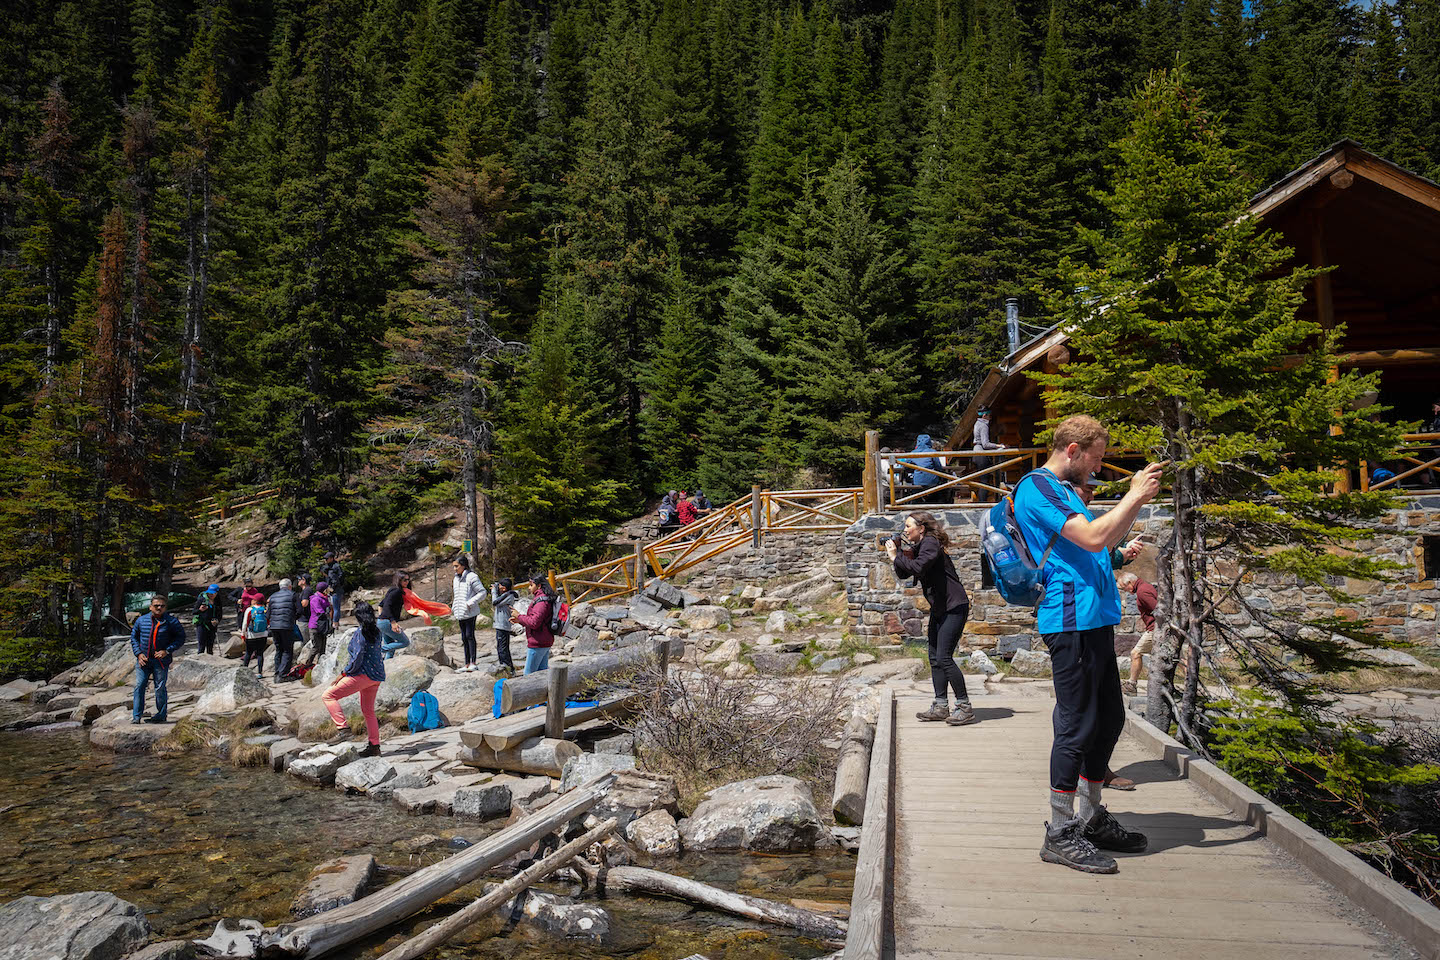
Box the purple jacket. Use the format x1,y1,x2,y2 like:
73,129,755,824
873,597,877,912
308,592,332,630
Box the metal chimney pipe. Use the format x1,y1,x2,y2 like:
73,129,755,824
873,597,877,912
1005,298,1021,355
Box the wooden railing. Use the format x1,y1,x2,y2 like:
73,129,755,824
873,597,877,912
1361,433,1440,492
876,447,1151,509
174,487,283,571
554,487,864,605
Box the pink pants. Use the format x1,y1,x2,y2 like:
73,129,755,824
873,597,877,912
322,674,381,745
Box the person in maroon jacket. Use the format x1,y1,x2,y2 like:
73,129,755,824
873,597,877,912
1119,572,1158,696
513,575,556,675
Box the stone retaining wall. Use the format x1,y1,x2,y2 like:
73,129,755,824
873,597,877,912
844,500,1440,653
681,532,847,594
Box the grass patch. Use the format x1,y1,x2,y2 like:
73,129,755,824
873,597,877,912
231,741,272,767
153,717,218,756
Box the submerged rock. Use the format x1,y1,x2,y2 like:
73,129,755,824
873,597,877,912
0,891,150,960
291,855,375,919
487,886,610,941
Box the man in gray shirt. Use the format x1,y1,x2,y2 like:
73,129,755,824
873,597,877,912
969,408,1005,502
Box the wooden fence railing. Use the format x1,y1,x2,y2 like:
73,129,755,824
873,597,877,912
1361,433,1440,491
174,487,283,571
553,487,864,605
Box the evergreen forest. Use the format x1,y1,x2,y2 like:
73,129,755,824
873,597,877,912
4,0,1440,641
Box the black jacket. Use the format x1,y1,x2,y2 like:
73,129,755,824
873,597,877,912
266,588,298,631
380,586,406,622
322,561,345,589
893,534,969,614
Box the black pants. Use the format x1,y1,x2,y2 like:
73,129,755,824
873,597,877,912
1044,626,1124,792
458,616,477,665
271,628,295,679
495,628,514,669
312,627,329,663
196,628,215,656
242,638,266,673
928,605,969,701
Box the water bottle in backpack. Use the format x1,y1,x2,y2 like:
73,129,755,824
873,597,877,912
979,472,1059,608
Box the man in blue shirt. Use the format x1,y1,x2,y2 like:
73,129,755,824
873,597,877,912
1013,414,1163,874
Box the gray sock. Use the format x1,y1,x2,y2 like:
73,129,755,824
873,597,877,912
953,697,972,711
932,697,948,710
1049,789,1075,832
1076,777,1103,823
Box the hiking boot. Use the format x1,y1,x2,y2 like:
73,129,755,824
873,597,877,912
325,729,354,745
143,715,167,724
359,743,381,758
946,701,977,726
131,716,143,725
1084,806,1148,853
1121,680,1138,695
915,700,949,722
1103,770,1136,791
1040,819,1119,874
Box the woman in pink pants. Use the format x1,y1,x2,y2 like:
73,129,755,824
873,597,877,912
322,600,386,757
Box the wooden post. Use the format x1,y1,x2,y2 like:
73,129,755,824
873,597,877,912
653,635,669,678
863,430,880,514
544,664,568,740
1311,212,1350,494
634,541,646,592
750,485,763,548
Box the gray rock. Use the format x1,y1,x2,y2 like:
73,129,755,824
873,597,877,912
678,775,830,853
560,753,637,792
167,654,248,692
334,757,399,795
368,762,434,802
28,683,66,705
193,919,263,958
629,595,665,619
763,610,799,633
682,605,730,630
641,580,685,609
193,666,268,715
994,635,1033,658
815,657,850,674
740,584,764,601
426,670,495,724
87,709,170,754
750,651,804,675
392,779,467,815
1357,647,1439,673
595,606,629,622
374,656,441,711
830,825,861,854
74,642,141,688
500,775,552,806
593,733,635,755
288,742,365,785
777,639,808,654
291,855,375,919
269,737,306,771
487,887,610,941
0,892,150,960
591,770,681,829
452,780,512,819
122,940,196,960
626,809,681,856
1009,648,1053,677
404,626,451,666
244,734,286,747
964,650,999,675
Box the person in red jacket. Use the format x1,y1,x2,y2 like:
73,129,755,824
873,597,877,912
1119,572,1158,696
512,575,555,675
676,491,699,525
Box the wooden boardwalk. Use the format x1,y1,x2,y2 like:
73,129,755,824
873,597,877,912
887,694,1412,960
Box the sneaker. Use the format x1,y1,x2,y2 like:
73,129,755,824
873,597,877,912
143,715,167,724
915,701,950,722
1040,819,1119,874
131,717,143,725
1103,770,1136,791
1122,680,1138,695
1084,806,1148,853
360,743,381,758
946,701,977,726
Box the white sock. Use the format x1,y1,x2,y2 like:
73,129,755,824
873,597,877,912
1049,789,1075,830
1076,776,1103,823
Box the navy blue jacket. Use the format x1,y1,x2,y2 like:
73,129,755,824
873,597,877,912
130,613,188,660
343,628,386,682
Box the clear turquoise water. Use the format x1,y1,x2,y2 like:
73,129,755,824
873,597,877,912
0,720,848,959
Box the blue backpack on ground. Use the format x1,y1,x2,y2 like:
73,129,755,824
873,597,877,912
979,471,1060,607
407,689,444,733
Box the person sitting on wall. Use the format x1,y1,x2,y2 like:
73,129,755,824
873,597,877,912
676,490,699,525
903,434,943,498
657,490,680,529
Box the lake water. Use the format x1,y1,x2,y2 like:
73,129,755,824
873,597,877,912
0,718,848,959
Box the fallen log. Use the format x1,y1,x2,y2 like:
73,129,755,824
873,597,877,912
589,864,847,945
831,714,875,826
460,693,641,752
496,639,682,715
376,819,619,960
458,736,581,776
261,775,616,958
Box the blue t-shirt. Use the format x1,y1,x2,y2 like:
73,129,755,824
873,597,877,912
1013,468,1122,635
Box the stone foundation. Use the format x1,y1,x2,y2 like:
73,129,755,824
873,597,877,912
681,533,846,594
844,500,1440,653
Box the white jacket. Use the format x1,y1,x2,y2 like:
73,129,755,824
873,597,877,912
451,570,486,621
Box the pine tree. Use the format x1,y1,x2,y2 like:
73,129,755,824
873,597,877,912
1038,68,1404,738
1393,0,1440,178
639,263,711,490
495,288,630,570
1344,2,1403,155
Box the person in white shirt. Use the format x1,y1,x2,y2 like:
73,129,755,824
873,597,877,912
451,556,487,672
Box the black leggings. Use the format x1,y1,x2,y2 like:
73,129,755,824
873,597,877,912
458,617,477,665
196,629,215,656
242,638,266,673
928,605,969,701
496,629,514,669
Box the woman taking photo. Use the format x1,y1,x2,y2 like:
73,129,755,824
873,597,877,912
886,511,976,726
321,600,385,757
451,556,485,672
378,572,412,659
309,581,333,662
512,575,556,675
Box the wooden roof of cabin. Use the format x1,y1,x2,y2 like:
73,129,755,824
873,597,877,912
950,140,1440,449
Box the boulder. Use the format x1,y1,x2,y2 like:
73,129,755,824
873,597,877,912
334,757,399,795
702,637,742,666
291,855,375,920
453,780,512,819
309,641,351,691
74,641,139,688
374,655,441,711
88,709,170,753
815,657,850,675
764,610,799,633
641,580,685,609
751,597,787,614
220,633,247,658
1009,648,1053,677
167,654,246,692
288,742,365,785
401,626,451,666
590,770,680,828
678,775,830,853
593,734,634,755
1,678,41,697
750,651,803,675
487,887,609,942
288,688,364,742
626,809,681,856
193,666,268,715
1357,647,1439,673
740,585,764,601
994,635,1033,659
682,605,730,630
28,683,67,705
0,892,150,960
560,753,636,792
427,670,496,724
628,596,666,628
123,941,196,960
964,650,999,675
269,737,306,771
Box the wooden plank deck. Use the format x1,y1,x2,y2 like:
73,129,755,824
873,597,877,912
890,694,1411,960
